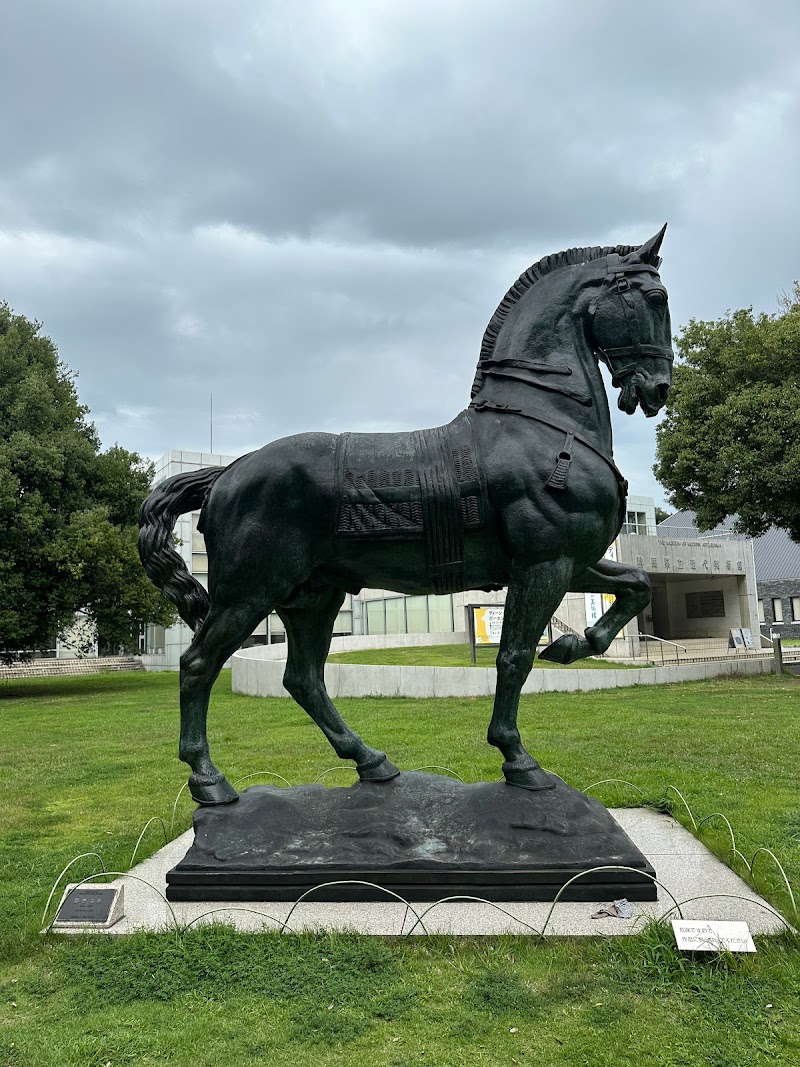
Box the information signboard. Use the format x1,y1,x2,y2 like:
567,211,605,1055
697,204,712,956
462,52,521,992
473,605,506,645
671,919,755,954
467,605,551,665
52,884,124,930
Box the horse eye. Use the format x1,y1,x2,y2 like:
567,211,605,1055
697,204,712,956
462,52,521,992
645,289,666,308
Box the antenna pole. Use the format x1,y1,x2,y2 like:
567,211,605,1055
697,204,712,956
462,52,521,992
210,393,213,454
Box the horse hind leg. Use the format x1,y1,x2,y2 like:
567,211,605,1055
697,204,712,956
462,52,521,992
180,596,268,804
280,588,400,783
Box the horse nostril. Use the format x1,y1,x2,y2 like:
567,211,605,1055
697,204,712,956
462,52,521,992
657,383,669,404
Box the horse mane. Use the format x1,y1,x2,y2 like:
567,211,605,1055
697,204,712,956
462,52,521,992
478,244,637,368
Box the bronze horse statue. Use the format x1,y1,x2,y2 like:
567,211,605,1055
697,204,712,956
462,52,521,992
139,227,673,805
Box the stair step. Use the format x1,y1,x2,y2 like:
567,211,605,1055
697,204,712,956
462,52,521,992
0,656,145,680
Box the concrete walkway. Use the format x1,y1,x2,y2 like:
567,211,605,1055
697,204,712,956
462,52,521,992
51,808,788,938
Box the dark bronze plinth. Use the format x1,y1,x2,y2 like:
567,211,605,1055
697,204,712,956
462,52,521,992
167,773,656,903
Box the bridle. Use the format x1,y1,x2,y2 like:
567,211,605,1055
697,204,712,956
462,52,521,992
588,253,674,385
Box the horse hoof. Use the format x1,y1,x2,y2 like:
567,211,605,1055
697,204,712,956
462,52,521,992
539,634,580,664
357,755,401,783
503,765,557,791
189,774,240,805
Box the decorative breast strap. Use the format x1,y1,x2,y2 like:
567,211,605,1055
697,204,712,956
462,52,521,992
470,399,628,501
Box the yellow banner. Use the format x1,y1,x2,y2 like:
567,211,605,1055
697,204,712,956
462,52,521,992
472,607,550,646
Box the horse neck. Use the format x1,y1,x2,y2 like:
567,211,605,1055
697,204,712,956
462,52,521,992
473,272,614,456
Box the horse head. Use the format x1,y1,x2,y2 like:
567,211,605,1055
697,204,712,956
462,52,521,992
586,225,673,417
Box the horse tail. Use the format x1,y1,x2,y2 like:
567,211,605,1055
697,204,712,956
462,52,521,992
138,466,225,632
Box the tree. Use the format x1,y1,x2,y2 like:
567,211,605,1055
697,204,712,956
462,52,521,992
654,506,670,526
0,303,175,658
654,285,800,542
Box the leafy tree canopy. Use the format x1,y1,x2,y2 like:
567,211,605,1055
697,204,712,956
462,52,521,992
0,303,175,657
654,506,670,526
654,285,800,542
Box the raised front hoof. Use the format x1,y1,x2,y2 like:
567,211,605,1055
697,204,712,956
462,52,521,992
189,774,240,806
503,763,557,791
357,755,401,783
539,634,584,665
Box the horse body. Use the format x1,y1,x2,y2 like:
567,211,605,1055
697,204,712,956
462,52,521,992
201,414,617,599
140,228,674,805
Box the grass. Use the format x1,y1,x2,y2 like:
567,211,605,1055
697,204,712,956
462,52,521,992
328,642,639,668
1,670,800,1065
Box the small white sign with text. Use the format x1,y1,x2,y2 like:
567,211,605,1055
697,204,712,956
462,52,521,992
671,920,756,953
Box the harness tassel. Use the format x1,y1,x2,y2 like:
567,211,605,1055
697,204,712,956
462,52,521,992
546,432,574,491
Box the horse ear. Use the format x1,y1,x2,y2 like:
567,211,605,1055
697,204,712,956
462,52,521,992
637,223,667,266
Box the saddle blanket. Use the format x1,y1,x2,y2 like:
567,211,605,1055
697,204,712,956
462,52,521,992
334,410,488,593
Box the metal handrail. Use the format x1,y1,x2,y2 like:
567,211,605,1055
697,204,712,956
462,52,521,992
633,633,688,652
632,632,688,666
551,615,582,638
758,626,776,649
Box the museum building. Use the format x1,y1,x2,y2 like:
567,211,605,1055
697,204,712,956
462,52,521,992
142,452,761,669
659,511,800,642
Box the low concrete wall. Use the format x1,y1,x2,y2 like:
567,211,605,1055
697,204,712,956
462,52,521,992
232,645,775,699
140,654,174,673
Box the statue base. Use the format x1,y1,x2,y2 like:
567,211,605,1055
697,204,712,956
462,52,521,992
167,771,656,902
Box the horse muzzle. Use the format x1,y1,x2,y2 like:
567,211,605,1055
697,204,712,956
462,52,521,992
634,377,670,418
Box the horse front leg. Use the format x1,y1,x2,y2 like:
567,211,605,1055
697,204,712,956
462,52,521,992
539,558,650,664
488,557,573,790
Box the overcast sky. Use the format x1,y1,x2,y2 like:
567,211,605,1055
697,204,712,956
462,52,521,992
2,1,799,505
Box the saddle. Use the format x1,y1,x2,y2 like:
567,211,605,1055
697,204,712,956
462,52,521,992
334,410,489,593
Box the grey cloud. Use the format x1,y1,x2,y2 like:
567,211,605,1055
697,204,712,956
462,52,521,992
4,1,799,246
1,1,800,502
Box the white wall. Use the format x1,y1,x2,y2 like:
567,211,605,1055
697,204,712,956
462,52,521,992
665,576,742,639
232,645,775,700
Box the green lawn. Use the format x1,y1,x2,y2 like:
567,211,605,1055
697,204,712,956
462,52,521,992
1,670,800,1065
328,642,639,668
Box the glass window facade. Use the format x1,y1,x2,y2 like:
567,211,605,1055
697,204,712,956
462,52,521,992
406,596,429,634
366,600,386,635
428,595,453,631
144,624,166,654
385,598,406,634
361,594,458,636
